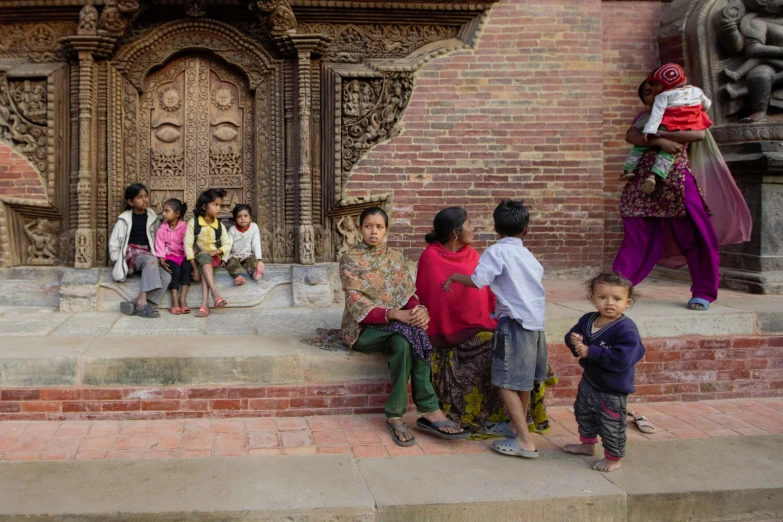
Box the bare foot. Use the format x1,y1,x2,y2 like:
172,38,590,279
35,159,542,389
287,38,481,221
593,458,621,472
196,306,210,318
233,276,246,286
740,111,767,123
564,443,596,456
387,419,414,443
421,409,461,434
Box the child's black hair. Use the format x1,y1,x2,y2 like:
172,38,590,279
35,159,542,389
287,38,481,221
586,272,640,302
492,200,529,237
124,183,148,211
232,203,253,221
194,188,227,218
359,206,388,228
425,207,468,244
637,79,649,104
163,198,187,220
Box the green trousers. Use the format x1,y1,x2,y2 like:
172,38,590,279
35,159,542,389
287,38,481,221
226,255,258,278
352,328,440,419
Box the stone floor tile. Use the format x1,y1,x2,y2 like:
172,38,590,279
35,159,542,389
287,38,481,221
0,422,29,437
283,446,317,455
213,419,245,433
144,450,179,459
204,311,255,336
247,432,279,449
385,444,424,457
705,429,742,437
702,400,746,414
277,418,308,432
318,446,352,455
680,401,722,415
761,424,783,435
107,450,146,459
3,452,40,461
25,423,59,437
0,315,68,336
79,436,114,452
11,434,48,453
119,421,151,436
213,449,248,457
669,430,709,440
53,313,119,337
755,398,783,411
183,419,213,433
362,415,389,431
214,433,246,449
0,437,16,452
733,412,782,428
646,414,695,431
244,418,277,432
180,433,213,450
43,436,82,453
336,416,370,431
733,427,771,437
109,315,203,337
450,440,492,454
343,430,380,445
280,431,313,447
113,435,149,451
88,422,121,436
56,422,91,437
180,450,211,458
419,442,457,455
40,452,72,461
374,429,395,445
646,431,680,441
668,413,723,431
731,399,778,414
307,416,342,432
312,430,348,447
704,414,758,430
149,420,183,434
248,448,282,456
74,451,107,460
352,445,387,458
147,433,181,450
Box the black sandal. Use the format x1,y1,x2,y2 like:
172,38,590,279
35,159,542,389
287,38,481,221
134,304,160,318
386,420,415,447
416,417,469,440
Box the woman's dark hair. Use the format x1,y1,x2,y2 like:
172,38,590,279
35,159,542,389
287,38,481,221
637,79,649,104
163,198,187,219
586,272,640,302
124,183,148,210
194,188,227,217
425,207,468,244
359,206,388,228
232,203,253,221
493,200,529,237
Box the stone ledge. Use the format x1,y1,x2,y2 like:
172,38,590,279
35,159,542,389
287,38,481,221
0,436,780,522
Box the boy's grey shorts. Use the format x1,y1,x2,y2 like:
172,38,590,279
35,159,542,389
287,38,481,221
491,317,548,392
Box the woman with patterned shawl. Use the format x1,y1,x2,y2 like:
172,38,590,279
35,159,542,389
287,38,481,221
613,78,751,310
416,207,556,438
340,206,467,447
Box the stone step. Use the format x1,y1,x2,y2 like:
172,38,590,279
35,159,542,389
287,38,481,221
0,436,780,521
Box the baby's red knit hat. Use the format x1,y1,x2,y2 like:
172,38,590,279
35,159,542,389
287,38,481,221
649,63,687,90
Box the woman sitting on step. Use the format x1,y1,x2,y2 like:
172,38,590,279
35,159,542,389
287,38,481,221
416,207,556,438
339,206,468,447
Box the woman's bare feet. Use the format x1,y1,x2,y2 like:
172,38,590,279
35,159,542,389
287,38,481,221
593,458,622,472
421,409,461,434
564,443,596,456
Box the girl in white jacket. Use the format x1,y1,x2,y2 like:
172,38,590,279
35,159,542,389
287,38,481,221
108,184,171,318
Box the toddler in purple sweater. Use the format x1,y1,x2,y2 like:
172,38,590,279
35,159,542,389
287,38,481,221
564,272,645,473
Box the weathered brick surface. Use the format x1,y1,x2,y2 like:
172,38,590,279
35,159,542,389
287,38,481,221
2,335,781,421
344,0,607,270
601,1,666,263
0,142,48,267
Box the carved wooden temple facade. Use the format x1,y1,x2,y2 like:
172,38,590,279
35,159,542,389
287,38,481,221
0,0,496,268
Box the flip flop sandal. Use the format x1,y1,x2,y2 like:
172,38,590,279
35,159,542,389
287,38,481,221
180,306,191,315
134,304,160,319
169,307,182,315
484,421,516,439
416,417,469,440
491,437,538,459
119,301,135,316
196,306,210,318
687,297,710,311
386,420,416,447
628,411,657,434
214,298,228,308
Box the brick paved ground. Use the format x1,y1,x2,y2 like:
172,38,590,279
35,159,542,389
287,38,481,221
2,398,782,462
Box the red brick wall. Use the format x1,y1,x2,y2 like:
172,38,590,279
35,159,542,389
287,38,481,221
0,142,48,266
345,0,606,271
601,2,666,264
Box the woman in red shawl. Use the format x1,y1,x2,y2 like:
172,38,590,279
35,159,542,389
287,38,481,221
416,208,511,437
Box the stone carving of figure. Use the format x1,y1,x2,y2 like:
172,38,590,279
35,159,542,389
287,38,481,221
720,0,783,122
336,215,361,256
78,5,99,36
261,226,273,262
24,218,58,265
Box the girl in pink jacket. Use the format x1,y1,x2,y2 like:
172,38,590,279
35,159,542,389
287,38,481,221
155,199,191,315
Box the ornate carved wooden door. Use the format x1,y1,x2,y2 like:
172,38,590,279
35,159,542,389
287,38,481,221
139,55,254,218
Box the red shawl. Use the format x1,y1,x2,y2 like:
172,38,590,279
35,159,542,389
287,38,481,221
416,242,496,347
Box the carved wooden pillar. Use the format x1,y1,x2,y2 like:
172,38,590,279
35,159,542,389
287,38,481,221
62,7,116,268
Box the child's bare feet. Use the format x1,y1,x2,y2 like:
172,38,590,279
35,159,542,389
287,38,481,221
564,443,596,456
253,262,265,281
593,458,621,472
233,275,246,286
196,306,210,318
641,175,656,194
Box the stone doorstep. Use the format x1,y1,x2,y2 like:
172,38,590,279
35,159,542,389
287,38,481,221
0,436,781,522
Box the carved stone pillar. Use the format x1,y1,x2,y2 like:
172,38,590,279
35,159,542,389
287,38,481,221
62,6,116,268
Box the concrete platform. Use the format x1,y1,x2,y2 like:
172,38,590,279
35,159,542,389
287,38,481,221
0,435,780,521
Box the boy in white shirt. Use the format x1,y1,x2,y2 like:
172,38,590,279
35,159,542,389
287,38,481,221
224,204,265,285
623,63,713,194
445,200,546,459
